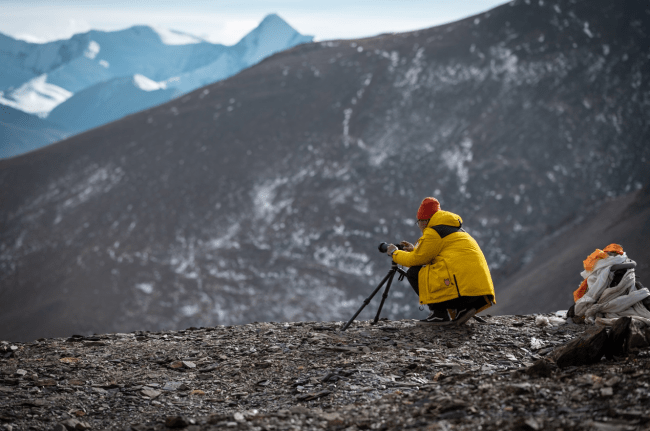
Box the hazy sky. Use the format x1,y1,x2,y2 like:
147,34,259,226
2,0,510,45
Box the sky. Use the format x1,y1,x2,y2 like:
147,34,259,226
1,0,511,45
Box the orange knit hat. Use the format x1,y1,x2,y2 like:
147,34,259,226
417,197,440,220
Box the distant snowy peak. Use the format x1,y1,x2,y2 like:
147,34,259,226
151,27,206,45
238,13,313,66
258,13,293,29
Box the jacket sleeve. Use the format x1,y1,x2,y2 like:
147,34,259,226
392,230,444,267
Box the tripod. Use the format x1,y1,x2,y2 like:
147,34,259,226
341,261,407,331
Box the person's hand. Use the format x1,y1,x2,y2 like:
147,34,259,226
400,241,414,252
386,244,398,256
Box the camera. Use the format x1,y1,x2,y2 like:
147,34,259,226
378,242,404,253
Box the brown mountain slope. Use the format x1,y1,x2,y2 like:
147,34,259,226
491,187,650,315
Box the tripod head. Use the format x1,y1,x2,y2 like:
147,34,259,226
392,261,407,281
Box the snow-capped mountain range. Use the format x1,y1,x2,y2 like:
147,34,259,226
0,14,312,158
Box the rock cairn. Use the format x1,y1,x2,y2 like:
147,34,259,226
1,315,649,430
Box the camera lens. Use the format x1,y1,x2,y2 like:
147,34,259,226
378,242,388,253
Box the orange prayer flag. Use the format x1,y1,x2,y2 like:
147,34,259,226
583,249,608,271
603,244,624,255
574,279,589,302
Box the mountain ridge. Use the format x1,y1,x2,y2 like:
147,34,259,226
0,14,313,155
0,105,70,159
46,75,181,133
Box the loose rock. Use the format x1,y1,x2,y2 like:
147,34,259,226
552,326,608,368
0,316,648,430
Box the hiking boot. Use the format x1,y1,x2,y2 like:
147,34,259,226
453,308,477,326
417,309,454,326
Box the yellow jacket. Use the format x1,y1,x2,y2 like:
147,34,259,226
392,210,495,308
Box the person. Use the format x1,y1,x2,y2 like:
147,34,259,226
385,197,496,325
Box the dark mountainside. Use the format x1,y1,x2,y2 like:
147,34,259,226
1,0,649,342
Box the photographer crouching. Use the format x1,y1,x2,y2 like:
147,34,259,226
384,197,496,326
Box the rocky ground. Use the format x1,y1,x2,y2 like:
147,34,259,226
1,315,649,431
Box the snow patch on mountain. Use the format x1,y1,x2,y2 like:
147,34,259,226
0,74,72,117
441,137,473,194
61,165,125,210
206,222,241,250
133,74,167,91
313,245,374,277
253,177,292,220
151,27,205,45
84,40,100,59
135,283,154,294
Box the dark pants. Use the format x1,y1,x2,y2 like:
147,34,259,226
406,266,489,312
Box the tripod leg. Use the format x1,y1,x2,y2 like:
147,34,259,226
341,269,396,331
373,270,396,324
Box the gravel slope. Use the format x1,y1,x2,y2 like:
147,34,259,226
1,316,649,430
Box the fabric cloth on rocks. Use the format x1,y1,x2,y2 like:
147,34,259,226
582,244,624,272
574,246,650,326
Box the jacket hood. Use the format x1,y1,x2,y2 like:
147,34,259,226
426,210,463,228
